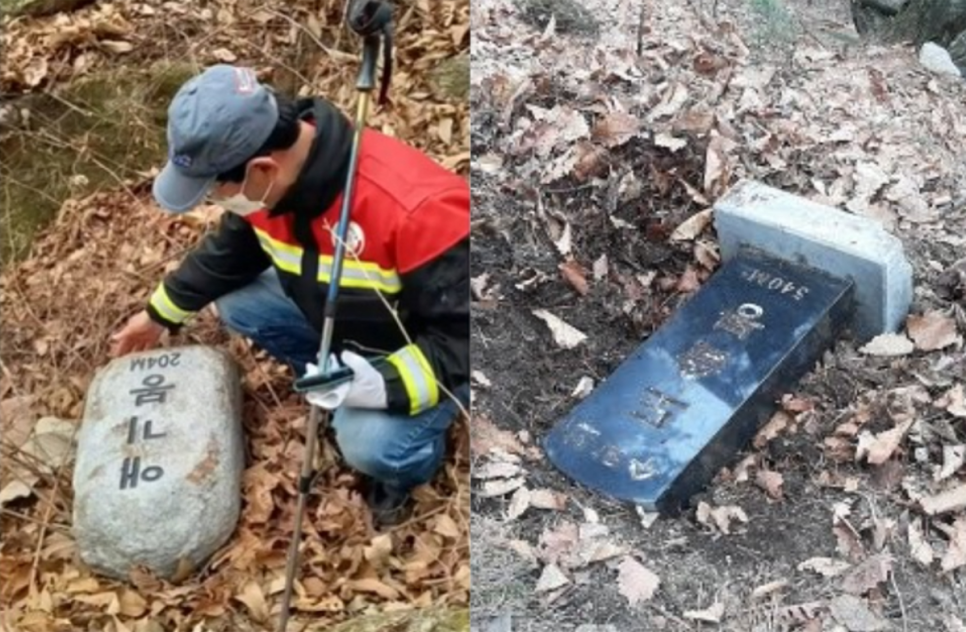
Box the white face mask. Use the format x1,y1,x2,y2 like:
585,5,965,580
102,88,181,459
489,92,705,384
213,172,274,217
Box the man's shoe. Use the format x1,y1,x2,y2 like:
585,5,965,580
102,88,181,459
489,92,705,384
364,480,412,528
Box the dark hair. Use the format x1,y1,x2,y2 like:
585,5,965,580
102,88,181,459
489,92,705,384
216,92,301,183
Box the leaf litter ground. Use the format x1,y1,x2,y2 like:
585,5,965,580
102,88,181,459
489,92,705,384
0,0,470,631
470,0,966,630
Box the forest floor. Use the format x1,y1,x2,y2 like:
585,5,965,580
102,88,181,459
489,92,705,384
469,0,966,630
0,1,470,631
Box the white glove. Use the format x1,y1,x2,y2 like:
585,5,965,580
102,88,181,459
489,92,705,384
304,350,388,410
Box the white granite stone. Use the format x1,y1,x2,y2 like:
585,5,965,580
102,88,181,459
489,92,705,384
72,345,244,581
920,42,964,78
714,179,913,341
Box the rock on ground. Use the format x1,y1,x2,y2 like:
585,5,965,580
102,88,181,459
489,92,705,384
920,42,965,76
72,346,244,581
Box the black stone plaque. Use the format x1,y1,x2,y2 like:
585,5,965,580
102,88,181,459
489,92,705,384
544,249,854,514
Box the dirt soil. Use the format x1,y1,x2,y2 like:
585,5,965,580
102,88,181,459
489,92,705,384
469,0,966,630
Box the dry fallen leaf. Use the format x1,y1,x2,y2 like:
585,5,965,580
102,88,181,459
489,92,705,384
829,594,889,632
22,57,49,87
856,417,914,465
571,376,594,399
907,311,961,351
733,454,756,483
471,415,540,459
937,384,966,418
363,533,393,566
18,417,75,475
840,553,892,595
211,47,238,62
566,536,627,569
920,484,966,516
475,152,504,174
944,615,966,632
684,601,725,623
507,486,531,521
756,468,784,500
592,254,609,280
751,580,788,599
537,521,580,565
592,111,641,148
479,477,526,498
559,259,589,295
675,265,701,293
348,577,400,600
798,557,852,577
235,580,269,622
693,239,720,270
101,40,135,54
552,220,573,257
696,501,748,535
473,459,523,480
669,209,713,242
655,132,687,152
939,517,966,573
908,519,935,567
616,556,660,606
118,589,147,618
703,132,737,197
754,411,792,448
532,309,588,349
937,445,965,482
471,370,493,388
1,395,36,448
535,563,570,593
433,514,461,540
0,479,35,506
833,522,867,561
782,394,815,413
508,539,538,565
530,488,568,510
648,82,689,121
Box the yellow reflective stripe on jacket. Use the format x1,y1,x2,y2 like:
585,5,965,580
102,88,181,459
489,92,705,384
387,344,439,415
149,282,194,324
254,230,301,274
253,228,402,293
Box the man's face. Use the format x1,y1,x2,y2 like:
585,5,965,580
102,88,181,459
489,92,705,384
208,157,279,204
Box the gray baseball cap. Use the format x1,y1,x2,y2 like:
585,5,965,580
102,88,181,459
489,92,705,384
152,64,279,213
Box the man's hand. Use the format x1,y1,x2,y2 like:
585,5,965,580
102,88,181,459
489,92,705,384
304,351,388,410
110,310,166,357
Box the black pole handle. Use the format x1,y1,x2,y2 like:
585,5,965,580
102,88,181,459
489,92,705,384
346,0,393,105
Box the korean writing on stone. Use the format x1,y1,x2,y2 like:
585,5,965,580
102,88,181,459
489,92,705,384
632,387,689,428
592,443,624,469
714,303,765,341
677,340,729,379
120,416,167,490
741,267,810,301
129,373,175,406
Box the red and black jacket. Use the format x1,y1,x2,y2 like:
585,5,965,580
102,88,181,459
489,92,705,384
146,98,469,416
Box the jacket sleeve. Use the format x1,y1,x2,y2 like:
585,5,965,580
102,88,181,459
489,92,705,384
375,187,470,416
146,212,271,330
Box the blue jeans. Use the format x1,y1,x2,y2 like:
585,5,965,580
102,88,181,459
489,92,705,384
214,269,469,492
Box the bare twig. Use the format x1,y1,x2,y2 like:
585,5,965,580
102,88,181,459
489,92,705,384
27,443,73,595
890,565,910,632
1,508,71,531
